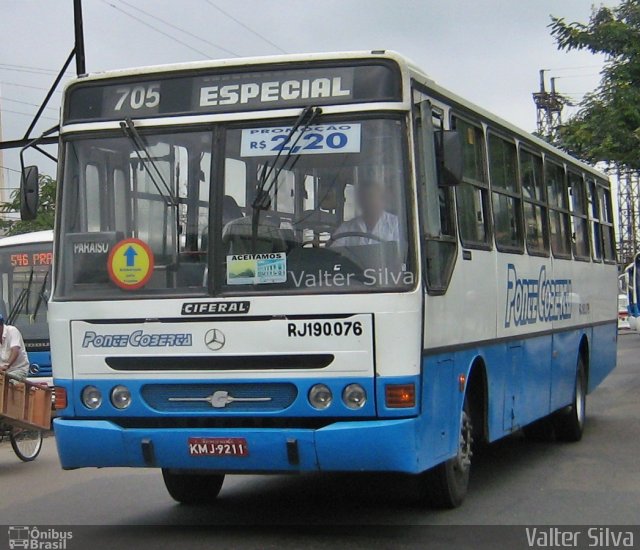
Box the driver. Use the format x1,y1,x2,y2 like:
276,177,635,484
330,180,399,246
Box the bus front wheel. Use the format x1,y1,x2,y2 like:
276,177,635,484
162,469,225,505
419,398,473,509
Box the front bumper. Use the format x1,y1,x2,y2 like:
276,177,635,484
53,416,422,473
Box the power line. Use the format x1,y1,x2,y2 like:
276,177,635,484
0,165,21,174
203,0,287,54
0,108,58,121
543,65,603,71
116,0,240,57
0,96,57,112
0,81,62,94
0,66,62,76
551,74,600,79
0,63,73,76
99,0,216,59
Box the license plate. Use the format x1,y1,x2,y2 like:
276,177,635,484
188,437,249,457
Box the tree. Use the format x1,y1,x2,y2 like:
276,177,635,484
0,174,57,236
550,0,640,169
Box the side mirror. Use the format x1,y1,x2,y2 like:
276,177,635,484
436,130,463,186
20,165,39,221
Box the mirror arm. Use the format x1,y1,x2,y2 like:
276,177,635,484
33,145,58,164
19,125,60,175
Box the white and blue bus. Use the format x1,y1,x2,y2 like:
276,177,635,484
0,230,53,383
621,253,640,331
36,51,617,507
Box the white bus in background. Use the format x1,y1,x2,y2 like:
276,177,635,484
22,50,618,508
620,254,640,331
0,230,53,384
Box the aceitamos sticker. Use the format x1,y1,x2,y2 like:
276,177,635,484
226,253,286,285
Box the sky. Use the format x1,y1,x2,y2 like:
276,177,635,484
0,0,617,197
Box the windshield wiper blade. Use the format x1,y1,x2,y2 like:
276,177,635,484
32,268,50,321
120,118,178,207
252,106,321,211
249,106,321,252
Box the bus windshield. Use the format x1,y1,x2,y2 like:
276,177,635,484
56,116,413,299
0,242,52,342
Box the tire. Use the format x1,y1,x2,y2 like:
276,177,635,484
10,429,43,462
419,398,473,509
554,355,587,442
162,469,225,504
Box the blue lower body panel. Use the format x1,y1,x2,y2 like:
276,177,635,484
26,350,52,377
53,417,422,473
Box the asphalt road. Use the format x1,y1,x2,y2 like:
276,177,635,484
1,333,639,547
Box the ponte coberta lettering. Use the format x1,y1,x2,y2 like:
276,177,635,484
505,264,572,328
82,330,192,348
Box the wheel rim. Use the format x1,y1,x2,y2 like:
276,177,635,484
12,430,42,459
454,410,473,474
575,372,585,427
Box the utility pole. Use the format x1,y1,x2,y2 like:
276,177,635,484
74,0,86,75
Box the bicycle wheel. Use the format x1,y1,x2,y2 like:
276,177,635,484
10,428,43,462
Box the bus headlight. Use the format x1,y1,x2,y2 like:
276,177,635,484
308,384,332,410
342,384,367,409
111,385,132,409
81,386,102,409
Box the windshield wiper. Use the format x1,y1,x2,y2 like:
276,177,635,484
8,268,34,325
32,268,50,322
250,106,321,250
120,118,178,207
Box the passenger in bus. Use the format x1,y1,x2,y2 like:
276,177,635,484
330,180,399,246
0,314,30,382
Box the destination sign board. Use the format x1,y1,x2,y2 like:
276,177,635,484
10,251,53,268
64,62,402,123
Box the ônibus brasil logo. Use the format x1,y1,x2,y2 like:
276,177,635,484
7,526,73,550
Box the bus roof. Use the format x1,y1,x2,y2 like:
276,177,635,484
0,230,53,248
62,50,409,89
63,49,608,182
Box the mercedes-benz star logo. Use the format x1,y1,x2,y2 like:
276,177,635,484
204,328,226,351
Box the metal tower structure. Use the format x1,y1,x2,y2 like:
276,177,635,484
616,168,640,266
532,70,567,143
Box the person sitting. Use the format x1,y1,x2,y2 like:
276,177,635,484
330,180,399,246
0,314,30,382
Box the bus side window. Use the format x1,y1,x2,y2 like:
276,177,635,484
113,168,130,234
520,148,549,255
545,159,572,258
586,177,602,261
488,133,523,253
85,164,102,232
415,98,457,294
224,159,247,211
274,169,295,215
568,171,590,260
597,183,616,262
452,116,490,248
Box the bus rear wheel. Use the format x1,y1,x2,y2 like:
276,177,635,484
554,355,587,442
419,398,473,509
162,469,225,505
